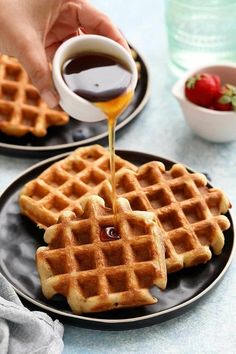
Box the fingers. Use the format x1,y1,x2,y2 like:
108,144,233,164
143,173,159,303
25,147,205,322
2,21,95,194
46,32,79,61
73,1,130,51
0,2,59,108
16,37,59,108
46,42,63,62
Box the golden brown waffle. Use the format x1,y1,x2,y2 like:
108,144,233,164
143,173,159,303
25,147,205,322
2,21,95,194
100,161,231,273
0,55,69,137
36,195,167,314
19,145,136,229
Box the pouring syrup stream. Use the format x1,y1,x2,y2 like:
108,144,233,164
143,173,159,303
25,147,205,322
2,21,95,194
62,53,134,238
95,90,133,212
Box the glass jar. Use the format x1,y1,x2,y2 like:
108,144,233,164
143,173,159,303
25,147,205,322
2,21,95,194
165,0,236,76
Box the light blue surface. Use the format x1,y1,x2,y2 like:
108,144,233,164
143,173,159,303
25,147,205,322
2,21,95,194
0,1,235,353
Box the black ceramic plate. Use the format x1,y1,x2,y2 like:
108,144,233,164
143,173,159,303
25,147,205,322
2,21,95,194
0,150,234,330
0,46,150,157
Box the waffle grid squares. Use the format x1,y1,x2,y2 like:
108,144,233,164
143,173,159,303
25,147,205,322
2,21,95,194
21,145,231,279
0,55,69,137
114,161,231,272
36,196,167,313
19,145,136,228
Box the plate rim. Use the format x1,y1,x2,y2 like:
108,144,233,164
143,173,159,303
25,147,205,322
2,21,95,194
0,44,151,154
0,148,234,325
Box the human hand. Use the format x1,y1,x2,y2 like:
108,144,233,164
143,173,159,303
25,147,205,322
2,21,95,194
0,0,129,108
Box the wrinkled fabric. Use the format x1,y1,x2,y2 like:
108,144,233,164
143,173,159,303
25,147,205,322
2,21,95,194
0,274,64,354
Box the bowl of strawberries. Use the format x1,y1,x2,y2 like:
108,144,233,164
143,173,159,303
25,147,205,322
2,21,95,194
172,63,236,142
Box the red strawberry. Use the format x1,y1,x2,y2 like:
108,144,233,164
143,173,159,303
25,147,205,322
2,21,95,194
212,75,221,90
213,99,232,111
185,73,221,108
213,84,236,111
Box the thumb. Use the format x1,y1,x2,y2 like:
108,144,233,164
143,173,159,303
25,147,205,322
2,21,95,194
16,38,59,108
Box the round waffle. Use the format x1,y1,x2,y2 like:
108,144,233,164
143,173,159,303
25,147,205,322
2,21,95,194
36,196,167,314
111,161,231,273
19,145,136,228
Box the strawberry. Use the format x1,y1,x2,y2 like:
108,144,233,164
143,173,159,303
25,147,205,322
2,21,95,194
185,73,221,108
212,75,221,91
213,98,232,111
213,84,236,111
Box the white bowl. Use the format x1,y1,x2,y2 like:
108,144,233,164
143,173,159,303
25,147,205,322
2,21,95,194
172,63,236,143
52,35,138,122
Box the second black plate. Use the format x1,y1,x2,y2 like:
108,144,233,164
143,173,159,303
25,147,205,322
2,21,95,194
0,47,150,157
0,150,234,330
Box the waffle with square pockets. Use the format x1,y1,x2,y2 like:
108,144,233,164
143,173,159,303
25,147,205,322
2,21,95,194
0,55,69,137
96,161,231,273
19,145,136,229
36,195,167,314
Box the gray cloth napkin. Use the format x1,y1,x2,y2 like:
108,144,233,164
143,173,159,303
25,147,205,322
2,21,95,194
0,274,64,354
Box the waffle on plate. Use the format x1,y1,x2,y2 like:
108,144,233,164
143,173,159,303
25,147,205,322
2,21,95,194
36,196,167,314
19,145,136,228
20,145,231,276
0,55,69,137
110,161,231,272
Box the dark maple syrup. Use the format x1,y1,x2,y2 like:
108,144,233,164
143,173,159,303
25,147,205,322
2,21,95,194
62,53,134,212
62,53,132,102
100,226,120,242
